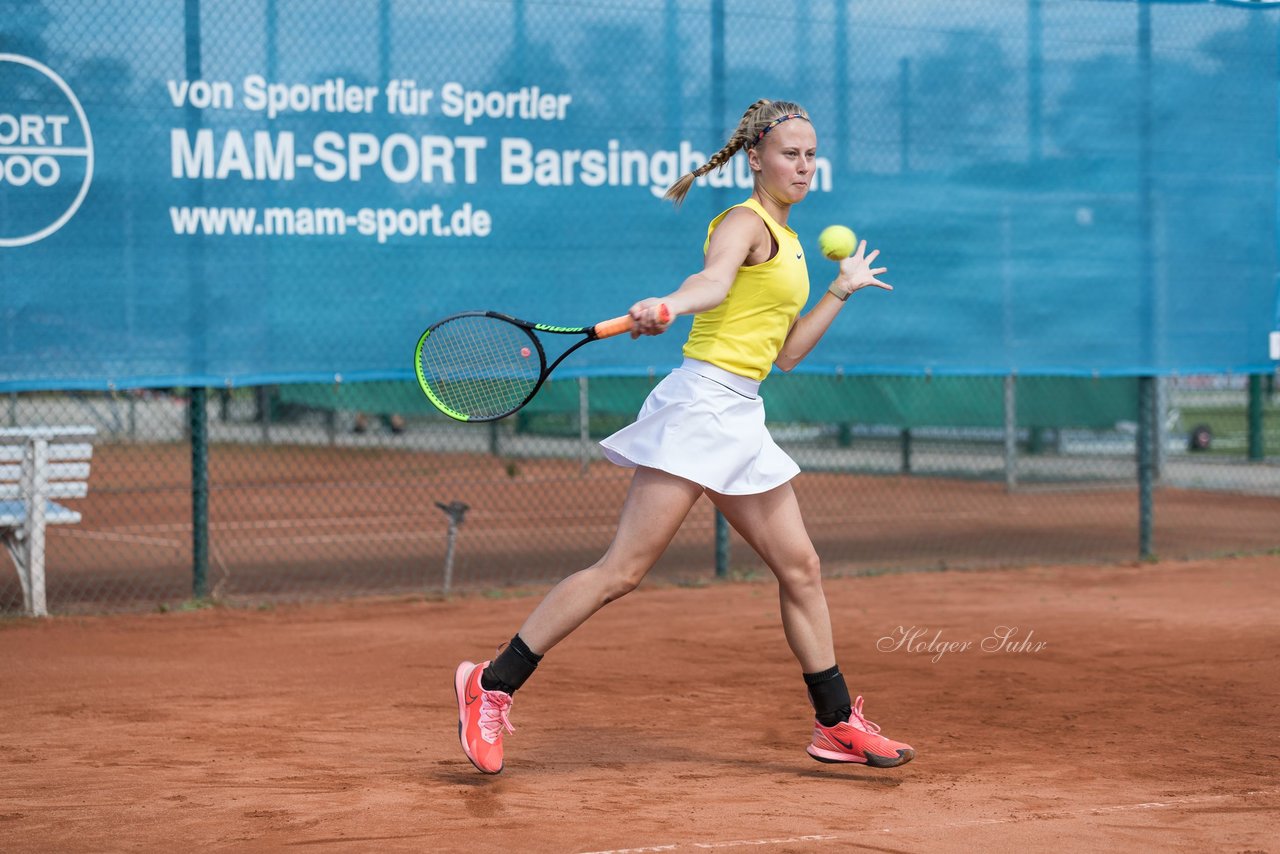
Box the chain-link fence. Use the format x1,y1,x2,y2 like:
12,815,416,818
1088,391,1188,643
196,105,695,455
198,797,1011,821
3,372,1276,615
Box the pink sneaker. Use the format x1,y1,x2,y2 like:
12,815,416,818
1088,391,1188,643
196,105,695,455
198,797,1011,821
807,696,915,768
454,660,514,774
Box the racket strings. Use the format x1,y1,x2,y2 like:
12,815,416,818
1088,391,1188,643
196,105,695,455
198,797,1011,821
419,316,541,419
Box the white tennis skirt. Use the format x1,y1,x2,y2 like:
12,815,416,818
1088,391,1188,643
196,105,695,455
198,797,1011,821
599,358,800,495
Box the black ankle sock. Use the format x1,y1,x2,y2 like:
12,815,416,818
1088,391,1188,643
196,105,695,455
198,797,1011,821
481,634,544,695
804,665,852,728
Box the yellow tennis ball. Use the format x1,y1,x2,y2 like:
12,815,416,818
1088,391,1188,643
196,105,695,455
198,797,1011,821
819,225,857,260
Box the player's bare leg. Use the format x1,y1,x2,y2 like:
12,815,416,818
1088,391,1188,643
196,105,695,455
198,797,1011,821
456,466,702,773
710,483,914,767
708,482,833,672
518,465,704,652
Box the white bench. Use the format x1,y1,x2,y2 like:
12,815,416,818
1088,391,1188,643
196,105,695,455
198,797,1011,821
0,426,95,617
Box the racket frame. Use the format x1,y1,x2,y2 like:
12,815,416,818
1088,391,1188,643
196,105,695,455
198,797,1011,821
414,311,610,422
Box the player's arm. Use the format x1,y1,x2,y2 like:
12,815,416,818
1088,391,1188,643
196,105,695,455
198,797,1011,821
774,240,892,372
628,208,762,335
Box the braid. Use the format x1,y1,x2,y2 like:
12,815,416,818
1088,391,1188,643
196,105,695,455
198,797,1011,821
662,99,773,206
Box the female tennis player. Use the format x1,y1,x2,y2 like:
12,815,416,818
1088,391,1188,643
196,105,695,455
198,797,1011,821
455,99,913,774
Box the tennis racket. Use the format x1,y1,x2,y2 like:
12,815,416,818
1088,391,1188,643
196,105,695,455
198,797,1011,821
414,305,670,422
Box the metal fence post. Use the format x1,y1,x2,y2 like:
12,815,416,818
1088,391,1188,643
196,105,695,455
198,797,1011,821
1004,374,1017,491
327,378,339,446
579,376,590,475
1248,374,1265,460
714,510,729,579
1137,376,1155,559
258,386,272,445
1154,375,1166,481
190,387,209,598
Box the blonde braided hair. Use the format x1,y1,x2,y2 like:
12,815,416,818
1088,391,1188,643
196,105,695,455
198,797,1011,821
662,99,810,206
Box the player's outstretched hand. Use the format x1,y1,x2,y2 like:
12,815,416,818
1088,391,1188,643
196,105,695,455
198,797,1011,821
831,241,892,300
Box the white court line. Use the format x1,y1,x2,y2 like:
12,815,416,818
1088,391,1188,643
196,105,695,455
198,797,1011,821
63,526,442,549
59,502,1005,554
71,506,1005,540
228,523,629,549
229,530,449,548
58,520,636,551
77,512,658,535
577,789,1279,854
60,529,184,548
75,515,443,534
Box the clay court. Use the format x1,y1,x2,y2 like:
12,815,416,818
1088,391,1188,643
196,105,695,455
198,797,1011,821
3,552,1277,852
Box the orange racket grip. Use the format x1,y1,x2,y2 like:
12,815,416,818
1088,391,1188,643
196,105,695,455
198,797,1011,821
593,304,671,340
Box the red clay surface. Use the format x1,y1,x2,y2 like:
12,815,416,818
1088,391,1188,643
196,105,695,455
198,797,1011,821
2,554,1277,852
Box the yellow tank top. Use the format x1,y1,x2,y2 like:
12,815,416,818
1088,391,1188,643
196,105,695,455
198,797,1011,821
682,198,810,381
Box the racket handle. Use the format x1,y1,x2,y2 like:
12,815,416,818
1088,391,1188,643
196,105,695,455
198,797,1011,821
594,303,671,339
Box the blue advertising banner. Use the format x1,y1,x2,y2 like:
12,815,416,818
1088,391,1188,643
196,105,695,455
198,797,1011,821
2,0,1278,391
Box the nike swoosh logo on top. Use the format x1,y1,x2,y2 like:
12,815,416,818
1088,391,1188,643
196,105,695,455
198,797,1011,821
465,677,481,705
796,252,803,259
834,736,855,751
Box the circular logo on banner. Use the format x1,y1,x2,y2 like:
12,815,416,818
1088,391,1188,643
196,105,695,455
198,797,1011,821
0,54,94,248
